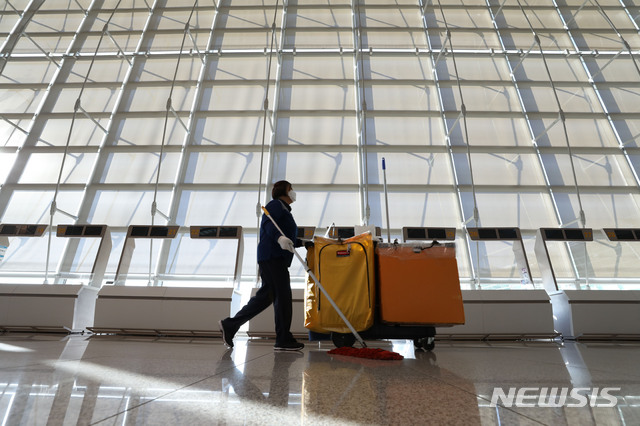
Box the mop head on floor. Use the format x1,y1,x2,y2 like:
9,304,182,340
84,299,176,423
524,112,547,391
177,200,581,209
327,346,404,360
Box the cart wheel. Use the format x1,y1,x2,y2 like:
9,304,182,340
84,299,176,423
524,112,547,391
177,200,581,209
331,332,356,348
414,337,435,352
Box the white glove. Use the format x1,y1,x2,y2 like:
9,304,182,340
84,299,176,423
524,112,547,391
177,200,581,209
277,236,295,253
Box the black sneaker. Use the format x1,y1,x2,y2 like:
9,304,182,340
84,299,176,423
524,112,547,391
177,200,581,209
274,340,305,351
219,319,236,348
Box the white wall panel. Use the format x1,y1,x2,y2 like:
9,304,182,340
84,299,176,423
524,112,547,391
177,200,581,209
283,56,351,80
279,84,355,110
287,7,351,27
113,117,186,147
512,57,588,82
438,56,509,81
1,121,29,147
0,89,45,114
284,30,353,48
51,87,120,114
136,57,204,82
463,153,547,186
187,152,261,184
542,154,636,187
532,118,619,148
126,85,196,112
208,56,274,81
179,191,267,226
80,34,142,53
498,31,573,50
200,85,266,111
217,9,281,29
366,116,444,146
88,11,150,32
273,151,360,184
89,191,172,225
156,9,216,30
571,32,640,50
520,85,601,113
2,191,83,223
555,193,640,228
276,116,357,145
366,152,453,185
450,117,531,147
441,84,521,112
38,118,109,147
0,153,16,184
0,60,57,84
366,84,438,111
193,116,265,146
12,35,75,54
361,7,423,28
26,13,85,33
371,191,461,228
18,153,97,184
101,152,181,184
599,87,640,114
497,9,564,29
363,30,429,49
366,55,433,80
473,192,559,228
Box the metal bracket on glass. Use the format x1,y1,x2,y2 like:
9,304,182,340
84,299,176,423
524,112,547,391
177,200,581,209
186,27,205,63
0,115,28,134
76,102,108,134
510,39,537,74
20,32,60,68
104,30,132,65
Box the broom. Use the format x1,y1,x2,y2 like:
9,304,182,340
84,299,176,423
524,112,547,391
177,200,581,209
261,206,403,361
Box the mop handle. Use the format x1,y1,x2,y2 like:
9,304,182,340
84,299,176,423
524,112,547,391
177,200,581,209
261,206,367,348
382,157,391,243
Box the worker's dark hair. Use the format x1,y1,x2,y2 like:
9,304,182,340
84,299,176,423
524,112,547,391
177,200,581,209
272,180,291,199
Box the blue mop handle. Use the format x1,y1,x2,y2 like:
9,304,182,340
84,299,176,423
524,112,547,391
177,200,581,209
382,157,391,242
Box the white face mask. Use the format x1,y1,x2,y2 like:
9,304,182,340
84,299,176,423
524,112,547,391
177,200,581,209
288,190,296,203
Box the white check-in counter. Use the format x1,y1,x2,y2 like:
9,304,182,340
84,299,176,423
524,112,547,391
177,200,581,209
550,290,640,339
91,285,233,336
436,290,557,339
0,284,98,333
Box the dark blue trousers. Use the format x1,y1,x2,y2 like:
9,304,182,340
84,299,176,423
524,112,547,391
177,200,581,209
226,256,294,345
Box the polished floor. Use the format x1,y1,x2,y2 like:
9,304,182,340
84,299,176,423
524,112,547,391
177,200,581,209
0,333,638,425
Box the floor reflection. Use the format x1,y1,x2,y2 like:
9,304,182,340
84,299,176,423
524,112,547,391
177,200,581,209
0,334,639,425
215,348,303,408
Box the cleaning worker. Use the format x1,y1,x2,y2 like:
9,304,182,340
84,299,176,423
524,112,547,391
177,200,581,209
219,180,305,351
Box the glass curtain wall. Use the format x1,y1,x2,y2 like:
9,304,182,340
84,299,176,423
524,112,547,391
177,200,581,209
1,0,640,288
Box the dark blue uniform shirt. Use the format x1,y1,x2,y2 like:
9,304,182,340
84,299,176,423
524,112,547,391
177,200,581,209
258,198,301,266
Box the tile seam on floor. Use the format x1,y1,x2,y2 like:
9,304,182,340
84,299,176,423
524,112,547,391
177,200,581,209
88,351,274,425
406,363,550,426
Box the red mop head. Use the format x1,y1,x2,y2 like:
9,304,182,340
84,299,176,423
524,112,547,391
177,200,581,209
328,346,404,360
